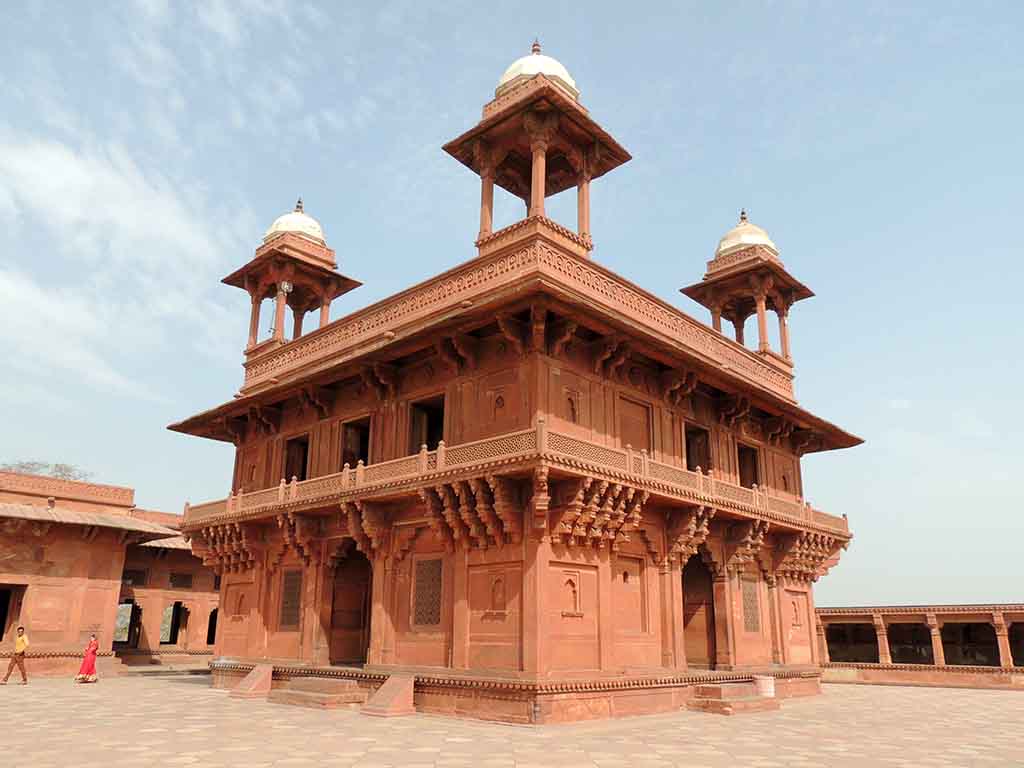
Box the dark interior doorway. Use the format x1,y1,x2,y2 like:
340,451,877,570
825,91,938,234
0,588,10,642
682,556,716,669
206,608,218,645
330,548,372,665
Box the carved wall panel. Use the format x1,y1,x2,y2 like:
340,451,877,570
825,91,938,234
467,563,522,670
548,563,599,671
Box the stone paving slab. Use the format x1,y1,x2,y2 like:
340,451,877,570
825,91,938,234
1,676,1021,767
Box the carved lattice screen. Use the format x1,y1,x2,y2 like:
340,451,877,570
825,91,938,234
413,558,443,626
742,578,760,633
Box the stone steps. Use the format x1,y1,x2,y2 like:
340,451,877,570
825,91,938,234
267,677,367,710
687,681,780,716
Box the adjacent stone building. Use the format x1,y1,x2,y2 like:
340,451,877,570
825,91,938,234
0,471,218,676
818,604,1024,690
172,44,861,722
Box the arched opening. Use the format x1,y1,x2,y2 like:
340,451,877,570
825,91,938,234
941,622,999,666
330,547,372,665
206,608,218,646
888,623,933,664
682,556,716,669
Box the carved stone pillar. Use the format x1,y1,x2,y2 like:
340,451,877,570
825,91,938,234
732,317,745,346
451,545,469,669
522,535,551,675
366,554,388,665
667,558,688,670
247,293,261,348
777,306,791,360
873,614,891,664
766,575,783,664
273,285,288,343
713,572,734,669
528,139,547,217
292,307,304,340
597,548,614,671
993,613,1014,668
710,302,722,333
926,613,945,666
817,619,830,664
755,290,769,353
319,295,330,328
577,169,591,240
524,111,557,218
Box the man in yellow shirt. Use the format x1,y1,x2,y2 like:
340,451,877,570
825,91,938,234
2,626,29,684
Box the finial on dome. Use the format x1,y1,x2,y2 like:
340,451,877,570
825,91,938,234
531,39,541,54
739,209,748,223
295,197,304,213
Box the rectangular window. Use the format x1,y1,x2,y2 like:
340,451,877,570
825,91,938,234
685,424,712,472
413,558,443,627
409,396,445,454
169,572,194,590
213,574,222,591
341,417,371,468
283,434,310,482
619,397,652,452
742,579,760,632
122,569,147,587
279,570,303,630
738,443,760,488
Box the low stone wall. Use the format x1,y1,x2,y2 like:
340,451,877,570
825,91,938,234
209,660,821,723
823,663,1024,690
0,650,124,679
116,649,214,669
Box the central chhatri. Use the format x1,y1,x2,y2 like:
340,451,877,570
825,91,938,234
496,40,579,101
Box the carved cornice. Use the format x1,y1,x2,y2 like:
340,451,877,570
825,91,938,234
0,471,134,508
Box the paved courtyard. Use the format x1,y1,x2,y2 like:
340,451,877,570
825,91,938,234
2,675,1022,767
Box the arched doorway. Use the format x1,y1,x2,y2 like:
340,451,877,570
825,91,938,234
330,548,372,665
206,608,218,646
682,556,716,668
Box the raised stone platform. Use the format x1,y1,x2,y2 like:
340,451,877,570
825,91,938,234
210,660,820,724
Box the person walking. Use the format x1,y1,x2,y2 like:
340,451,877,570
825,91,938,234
1,626,29,685
74,633,99,683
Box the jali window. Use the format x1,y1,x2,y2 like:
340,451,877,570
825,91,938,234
742,578,760,633
413,558,443,627
279,570,303,630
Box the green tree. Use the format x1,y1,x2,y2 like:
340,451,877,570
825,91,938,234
0,461,92,481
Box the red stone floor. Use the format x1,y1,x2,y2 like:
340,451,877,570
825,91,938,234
1,675,1019,767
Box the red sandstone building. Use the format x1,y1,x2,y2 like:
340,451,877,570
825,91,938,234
0,471,218,676
173,45,861,721
818,604,1024,690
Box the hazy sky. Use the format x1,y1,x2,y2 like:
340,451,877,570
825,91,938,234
1,1,1021,606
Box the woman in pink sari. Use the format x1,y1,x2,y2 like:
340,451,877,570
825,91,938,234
75,634,99,683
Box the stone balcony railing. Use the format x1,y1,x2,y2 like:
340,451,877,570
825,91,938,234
240,232,795,401
183,422,847,537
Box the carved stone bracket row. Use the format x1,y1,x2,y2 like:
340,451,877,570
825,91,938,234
419,475,523,552
665,505,715,564
549,475,649,551
190,522,265,574
773,530,841,583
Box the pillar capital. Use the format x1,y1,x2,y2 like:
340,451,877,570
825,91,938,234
523,110,559,151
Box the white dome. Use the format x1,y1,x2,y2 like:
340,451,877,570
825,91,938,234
496,41,579,100
263,199,325,244
715,211,777,258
